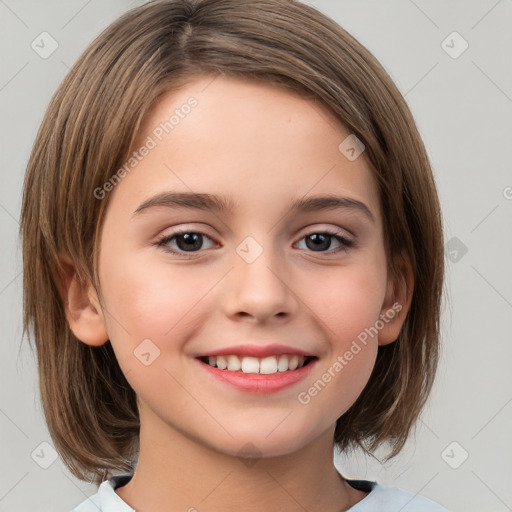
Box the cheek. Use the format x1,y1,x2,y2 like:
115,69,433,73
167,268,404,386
304,258,387,346
98,251,215,362
296,268,383,417
294,257,386,409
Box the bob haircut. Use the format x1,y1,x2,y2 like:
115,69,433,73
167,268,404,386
20,0,444,486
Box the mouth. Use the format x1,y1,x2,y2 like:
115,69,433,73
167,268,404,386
195,354,318,393
196,354,317,374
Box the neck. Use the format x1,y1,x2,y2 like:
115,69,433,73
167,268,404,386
116,410,366,512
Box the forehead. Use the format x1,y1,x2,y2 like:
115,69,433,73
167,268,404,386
109,75,381,226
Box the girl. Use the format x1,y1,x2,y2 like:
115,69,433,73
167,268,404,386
20,0,448,510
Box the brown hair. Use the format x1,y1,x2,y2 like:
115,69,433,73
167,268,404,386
20,0,444,485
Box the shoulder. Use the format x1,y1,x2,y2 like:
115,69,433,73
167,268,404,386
346,479,451,512
70,475,135,512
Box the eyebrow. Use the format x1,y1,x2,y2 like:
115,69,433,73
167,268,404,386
133,192,375,222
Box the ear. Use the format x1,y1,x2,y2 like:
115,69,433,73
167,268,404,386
378,252,414,346
56,254,109,347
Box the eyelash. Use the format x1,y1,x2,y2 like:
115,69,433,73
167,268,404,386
153,228,355,259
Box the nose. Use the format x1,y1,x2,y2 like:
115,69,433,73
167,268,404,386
222,241,299,324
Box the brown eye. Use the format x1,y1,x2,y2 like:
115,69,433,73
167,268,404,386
173,232,204,252
155,230,217,257
296,231,354,254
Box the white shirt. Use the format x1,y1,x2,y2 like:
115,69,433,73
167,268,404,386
71,474,451,511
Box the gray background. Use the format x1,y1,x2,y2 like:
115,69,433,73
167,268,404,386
1,0,511,510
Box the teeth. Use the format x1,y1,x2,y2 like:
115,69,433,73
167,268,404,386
203,354,309,374
260,356,278,374
288,355,299,370
227,355,241,371
277,355,289,372
241,356,259,373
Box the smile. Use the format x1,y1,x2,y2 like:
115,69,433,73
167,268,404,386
195,355,317,393
198,354,315,374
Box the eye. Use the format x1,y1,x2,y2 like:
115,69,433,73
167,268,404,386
154,228,355,259
154,230,217,258
295,230,354,254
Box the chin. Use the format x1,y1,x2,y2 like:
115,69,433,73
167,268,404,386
213,422,322,461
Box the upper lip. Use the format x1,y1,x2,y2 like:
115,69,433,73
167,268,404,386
195,343,316,359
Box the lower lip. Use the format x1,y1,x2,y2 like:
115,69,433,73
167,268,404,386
195,358,317,393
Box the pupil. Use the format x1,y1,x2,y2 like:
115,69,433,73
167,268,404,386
306,233,330,251
177,233,202,251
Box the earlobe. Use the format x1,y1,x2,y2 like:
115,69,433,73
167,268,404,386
378,254,414,346
56,255,109,347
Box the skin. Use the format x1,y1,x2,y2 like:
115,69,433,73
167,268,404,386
62,75,413,512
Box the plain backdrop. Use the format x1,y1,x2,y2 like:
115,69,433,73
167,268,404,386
1,1,511,511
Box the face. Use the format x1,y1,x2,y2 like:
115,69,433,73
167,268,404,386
87,75,404,458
